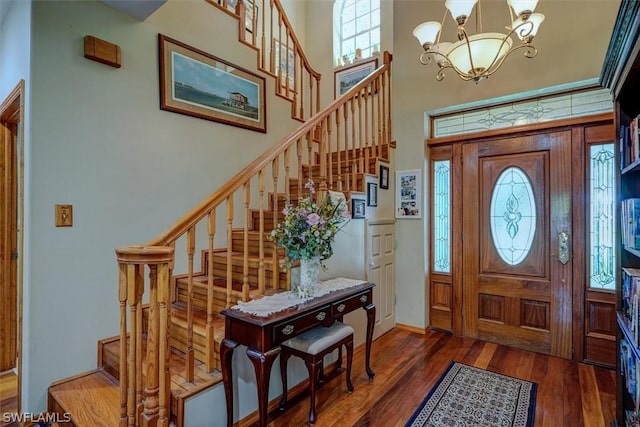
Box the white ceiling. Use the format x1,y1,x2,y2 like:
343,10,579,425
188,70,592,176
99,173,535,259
99,0,167,21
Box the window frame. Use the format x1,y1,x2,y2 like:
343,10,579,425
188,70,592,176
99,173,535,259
333,0,381,65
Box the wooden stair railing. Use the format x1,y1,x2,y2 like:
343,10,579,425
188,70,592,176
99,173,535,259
115,53,392,424
207,0,321,121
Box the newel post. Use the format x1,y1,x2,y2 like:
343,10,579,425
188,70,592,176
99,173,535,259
116,245,174,427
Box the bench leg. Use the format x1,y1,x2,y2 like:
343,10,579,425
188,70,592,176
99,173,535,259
335,346,343,373
304,359,323,424
345,341,354,393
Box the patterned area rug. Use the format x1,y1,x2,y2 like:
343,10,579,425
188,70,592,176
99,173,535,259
405,361,537,427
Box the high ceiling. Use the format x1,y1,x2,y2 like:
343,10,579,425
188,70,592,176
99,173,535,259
99,0,167,20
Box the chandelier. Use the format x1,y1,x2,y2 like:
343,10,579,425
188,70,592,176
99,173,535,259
412,0,544,82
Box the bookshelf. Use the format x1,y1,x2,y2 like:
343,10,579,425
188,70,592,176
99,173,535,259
601,1,640,425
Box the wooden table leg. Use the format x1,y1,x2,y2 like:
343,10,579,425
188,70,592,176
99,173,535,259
246,346,281,427
364,302,376,380
221,338,238,427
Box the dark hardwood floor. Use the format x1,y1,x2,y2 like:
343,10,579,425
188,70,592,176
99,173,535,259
0,370,18,427
0,330,617,426
267,328,616,427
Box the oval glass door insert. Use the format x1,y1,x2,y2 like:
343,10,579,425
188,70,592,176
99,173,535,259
490,167,536,265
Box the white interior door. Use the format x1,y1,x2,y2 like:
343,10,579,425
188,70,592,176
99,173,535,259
366,220,395,340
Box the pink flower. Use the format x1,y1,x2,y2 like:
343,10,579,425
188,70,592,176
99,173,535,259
305,179,316,194
306,213,321,225
282,207,290,215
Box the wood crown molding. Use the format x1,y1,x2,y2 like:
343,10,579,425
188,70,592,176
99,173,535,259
599,0,640,100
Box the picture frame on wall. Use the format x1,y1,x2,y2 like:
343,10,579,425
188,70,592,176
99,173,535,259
216,0,256,33
275,41,296,91
379,164,389,189
334,57,378,99
159,34,267,133
367,182,378,207
396,169,422,218
351,197,366,219
245,0,257,34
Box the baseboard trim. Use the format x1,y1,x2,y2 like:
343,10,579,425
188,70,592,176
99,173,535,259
395,323,427,335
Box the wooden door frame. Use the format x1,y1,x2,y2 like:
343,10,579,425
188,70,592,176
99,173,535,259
0,80,25,411
426,112,615,364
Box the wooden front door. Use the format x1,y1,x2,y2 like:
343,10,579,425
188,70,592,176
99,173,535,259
462,130,573,358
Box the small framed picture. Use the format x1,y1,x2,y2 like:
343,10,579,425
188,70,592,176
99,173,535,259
367,182,378,207
396,169,422,218
352,197,366,219
379,165,389,190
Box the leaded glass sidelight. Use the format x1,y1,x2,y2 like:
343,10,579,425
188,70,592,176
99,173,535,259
490,167,536,266
589,144,616,290
433,160,451,273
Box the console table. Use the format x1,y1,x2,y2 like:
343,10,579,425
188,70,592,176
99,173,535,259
220,282,376,427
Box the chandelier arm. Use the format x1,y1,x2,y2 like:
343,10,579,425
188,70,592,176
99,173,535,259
431,61,476,82
431,52,485,82
419,51,434,65
470,34,515,79
481,43,539,79
510,20,534,41
495,43,538,65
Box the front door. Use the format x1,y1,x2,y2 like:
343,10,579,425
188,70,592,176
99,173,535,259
462,130,573,358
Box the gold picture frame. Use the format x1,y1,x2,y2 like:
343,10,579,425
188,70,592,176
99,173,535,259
159,34,266,133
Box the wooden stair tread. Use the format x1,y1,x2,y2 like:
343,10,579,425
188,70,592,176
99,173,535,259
230,228,274,236
100,336,223,399
210,250,280,262
175,274,262,292
48,370,120,427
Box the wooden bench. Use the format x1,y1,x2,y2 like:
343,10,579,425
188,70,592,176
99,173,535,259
278,321,354,424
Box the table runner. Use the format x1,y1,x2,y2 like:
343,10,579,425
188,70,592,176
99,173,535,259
231,277,366,317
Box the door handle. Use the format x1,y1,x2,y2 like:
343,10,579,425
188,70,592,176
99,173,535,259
558,231,569,264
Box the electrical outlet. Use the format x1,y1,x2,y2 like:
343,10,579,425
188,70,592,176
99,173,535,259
55,205,73,227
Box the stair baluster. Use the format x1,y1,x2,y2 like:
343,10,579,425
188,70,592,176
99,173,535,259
116,246,173,427
186,227,196,382
206,211,216,371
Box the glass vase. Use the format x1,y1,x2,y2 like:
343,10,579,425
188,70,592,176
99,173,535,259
296,255,321,298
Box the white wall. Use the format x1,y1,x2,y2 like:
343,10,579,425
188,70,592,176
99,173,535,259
24,0,304,413
0,1,30,100
0,0,31,409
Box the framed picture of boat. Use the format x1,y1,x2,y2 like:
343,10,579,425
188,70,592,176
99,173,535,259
159,34,267,133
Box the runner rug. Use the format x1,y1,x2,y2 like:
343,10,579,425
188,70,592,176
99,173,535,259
405,361,537,427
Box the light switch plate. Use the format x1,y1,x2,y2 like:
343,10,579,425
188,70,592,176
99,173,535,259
55,205,73,227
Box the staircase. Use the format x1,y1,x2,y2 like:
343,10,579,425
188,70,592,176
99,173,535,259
47,1,394,426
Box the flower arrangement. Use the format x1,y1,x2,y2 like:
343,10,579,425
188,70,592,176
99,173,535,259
269,180,350,268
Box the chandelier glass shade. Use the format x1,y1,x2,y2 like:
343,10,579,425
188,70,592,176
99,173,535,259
412,0,544,82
